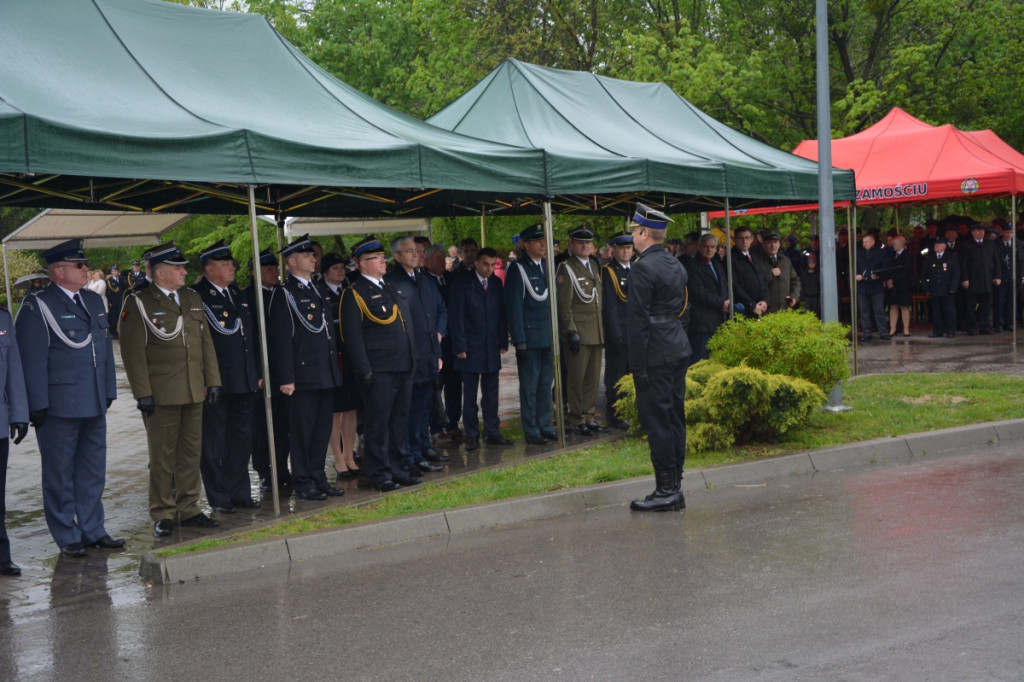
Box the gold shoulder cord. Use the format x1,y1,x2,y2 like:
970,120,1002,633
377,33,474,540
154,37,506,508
678,286,689,318
342,287,401,341
603,263,627,302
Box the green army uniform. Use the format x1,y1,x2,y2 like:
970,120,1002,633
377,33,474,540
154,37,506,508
120,284,220,523
556,251,604,430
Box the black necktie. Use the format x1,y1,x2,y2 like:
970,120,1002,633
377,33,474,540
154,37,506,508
482,278,488,291
169,291,178,307
73,293,87,313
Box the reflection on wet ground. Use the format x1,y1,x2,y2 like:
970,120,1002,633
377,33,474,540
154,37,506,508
2,327,1023,621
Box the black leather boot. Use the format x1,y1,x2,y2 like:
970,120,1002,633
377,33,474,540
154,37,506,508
630,468,684,512
674,466,686,509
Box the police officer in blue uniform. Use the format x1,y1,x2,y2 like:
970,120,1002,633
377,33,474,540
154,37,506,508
0,305,29,576
503,223,557,446
267,234,344,501
192,240,261,513
626,205,691,512
15,239,122,557
601,231,633,430
340,236,421,492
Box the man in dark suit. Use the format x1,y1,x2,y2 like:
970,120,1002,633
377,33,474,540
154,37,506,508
685,233,729,365
192,240,261,514
450,247,510,450
267,234,344,501
503,223,557,446
120,242,222,537
959,223,1003,335
16,239,122,558
0,303,28,576
729,226,768,318
424,244,459,452
626,204,691,512
247,248,291,490
341,236,421,492
758,231,801,314
600,231,633,430
922,237,960,338
385,236,445,476
994,222,1023,332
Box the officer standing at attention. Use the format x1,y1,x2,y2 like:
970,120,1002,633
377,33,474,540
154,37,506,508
556,226,607,435
127,260,148,291
104,265,124,338
601,231,633,431
626,204,691,512
247,248,292,490
503,224,557,445
192,240,262,513
340,236,421,492
16,239,122,557
120,242,222,536
267,234,345,501
0,299,28,576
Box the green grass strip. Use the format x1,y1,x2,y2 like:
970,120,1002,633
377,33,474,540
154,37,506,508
157,372,1024,557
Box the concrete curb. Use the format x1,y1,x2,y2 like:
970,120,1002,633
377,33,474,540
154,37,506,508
140,418,1024,584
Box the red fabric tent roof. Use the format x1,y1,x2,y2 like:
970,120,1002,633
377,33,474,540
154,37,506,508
710,108,1024,218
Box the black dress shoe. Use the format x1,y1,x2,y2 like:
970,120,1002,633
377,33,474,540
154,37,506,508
571,424,593,436
879,333,892,340
540,429,558,440
0,561,21,576
60,542,87,559
981,329,994,335
484,435,514,446
946,333,956,338
612,419,631,430
392,475,421,486
86,534,125,549
180,512,221,528
234,498,261,509
372,480,401,492
336,468,360,481
422,447,450,463
295,489,327,501
586,421,610,433
259,478,272,492
859,336,871,342
928,332,943,338
211,505,237,514
465,438,479,451
154,519,173,537
414,460,445,473
525,435,548,445
322,486,346,497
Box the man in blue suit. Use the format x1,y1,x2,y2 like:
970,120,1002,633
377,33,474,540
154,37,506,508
15,239,121,558
450,247,510,451
503,224,556,446
0,304,29,576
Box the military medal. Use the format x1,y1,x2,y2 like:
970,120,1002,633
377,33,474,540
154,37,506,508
307,314,314,321
310,302,316,308
219,320,226,327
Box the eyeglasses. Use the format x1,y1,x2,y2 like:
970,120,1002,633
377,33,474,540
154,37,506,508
53,262,88,269
402,249,425,255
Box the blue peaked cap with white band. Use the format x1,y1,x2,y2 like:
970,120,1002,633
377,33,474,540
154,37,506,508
631,203,674,230
352,235,385,258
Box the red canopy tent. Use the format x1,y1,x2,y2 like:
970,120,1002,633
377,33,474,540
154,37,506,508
710,108,1024,218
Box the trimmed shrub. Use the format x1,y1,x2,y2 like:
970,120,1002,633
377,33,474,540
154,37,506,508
707,309,850,393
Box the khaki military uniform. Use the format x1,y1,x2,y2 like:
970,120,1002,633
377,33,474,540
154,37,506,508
120,286,220,523
556,257,604,426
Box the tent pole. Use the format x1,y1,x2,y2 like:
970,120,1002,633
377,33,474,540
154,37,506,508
543,202,565,448
250,186,281,517
480,212,486,248
1013,195,1018,349
849,205,858,376
2,245,11,315
724,200,735,320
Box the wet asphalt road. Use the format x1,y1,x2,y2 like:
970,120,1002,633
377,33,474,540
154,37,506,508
2,443,1021,681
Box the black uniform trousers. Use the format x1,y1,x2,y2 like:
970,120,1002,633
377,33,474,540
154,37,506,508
603,343,629,422
931,294,957,336
201,391,255,508
405,380,434,465
286,388,334,495
635,357,688,471
0,438,10,564
251,392,291,486
361,372,412,487
439,364,462,433
964,292,993,334
462,371,500,440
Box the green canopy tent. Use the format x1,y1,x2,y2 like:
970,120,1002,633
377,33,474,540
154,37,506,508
427,59,856,213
